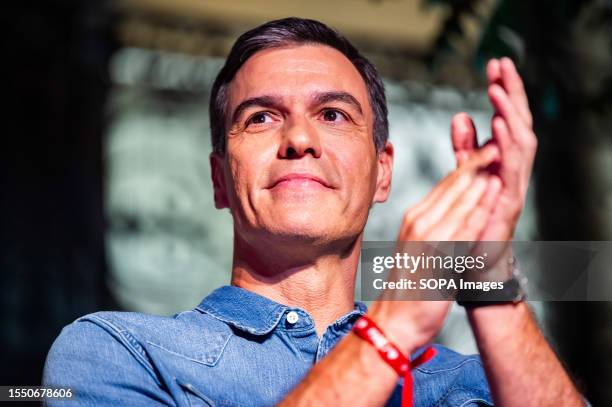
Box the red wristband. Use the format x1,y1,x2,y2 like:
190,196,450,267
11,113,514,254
352,315,436,407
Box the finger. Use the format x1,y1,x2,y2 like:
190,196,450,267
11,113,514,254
451,112,479,166
492,114,514,155
489,85,537,202
491,114,520,163
461,142,501,170
480,138,501,169
488,83,532,146
486,59,502,87
453,175,502,241
500,57,533,128
405,143,499,223
491,116,521,191
405,146,497,238
399,170,475,239
481,173,503,210
426,174,490,240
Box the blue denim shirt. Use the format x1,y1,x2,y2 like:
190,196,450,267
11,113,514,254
43,285,492,406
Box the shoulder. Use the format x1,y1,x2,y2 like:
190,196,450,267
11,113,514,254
56,308,230,340
44,309,230,381
411,344,492,407
45,309,231,368
43,309,231,405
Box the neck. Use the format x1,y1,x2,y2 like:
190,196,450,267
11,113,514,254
230,232,362,336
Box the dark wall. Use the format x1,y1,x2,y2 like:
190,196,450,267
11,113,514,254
522,1,612,405
0,2,116,385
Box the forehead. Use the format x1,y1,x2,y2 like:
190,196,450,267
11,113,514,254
227,44,371,110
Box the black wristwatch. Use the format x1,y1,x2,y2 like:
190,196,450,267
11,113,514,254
457,256,527,308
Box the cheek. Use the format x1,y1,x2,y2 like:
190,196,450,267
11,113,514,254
331,140,377,192
223,156,242,208
226,141,274,200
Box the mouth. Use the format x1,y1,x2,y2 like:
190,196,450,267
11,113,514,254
268,173,333,190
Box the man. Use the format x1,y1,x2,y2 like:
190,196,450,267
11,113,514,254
44,18,585,406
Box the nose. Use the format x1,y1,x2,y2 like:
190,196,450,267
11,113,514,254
278,117,322,159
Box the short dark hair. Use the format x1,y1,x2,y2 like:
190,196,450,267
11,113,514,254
209,17,389,154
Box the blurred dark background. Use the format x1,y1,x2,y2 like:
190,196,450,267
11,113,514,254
1,0,611,405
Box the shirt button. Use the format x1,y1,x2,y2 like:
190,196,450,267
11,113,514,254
286,311,299,324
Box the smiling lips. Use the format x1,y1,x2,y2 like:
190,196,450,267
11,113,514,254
269,173,333,190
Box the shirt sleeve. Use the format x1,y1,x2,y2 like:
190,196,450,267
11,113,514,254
42,318,174,406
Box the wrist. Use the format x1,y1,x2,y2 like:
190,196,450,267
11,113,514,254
367,302,422,354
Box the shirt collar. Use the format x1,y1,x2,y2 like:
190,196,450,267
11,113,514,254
196,285,367,336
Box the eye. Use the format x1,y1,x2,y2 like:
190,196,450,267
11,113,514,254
321,109,347,123
247,112,274,126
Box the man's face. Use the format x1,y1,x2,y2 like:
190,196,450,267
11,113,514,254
211,44,392,248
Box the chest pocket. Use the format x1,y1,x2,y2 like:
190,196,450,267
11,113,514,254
177,379,215,407
143,331,233,407
145,327,232,367
177,378,254,407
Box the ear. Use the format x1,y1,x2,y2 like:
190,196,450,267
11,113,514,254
372,141,394,204
210,153,229,209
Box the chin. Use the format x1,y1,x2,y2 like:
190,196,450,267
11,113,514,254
266,209,337,242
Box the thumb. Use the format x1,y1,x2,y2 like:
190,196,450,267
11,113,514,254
451,112,478,166
461,143,501,171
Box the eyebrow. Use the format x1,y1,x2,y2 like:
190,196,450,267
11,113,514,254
313,91,363,116
229,91,364,125
230,95,284,125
